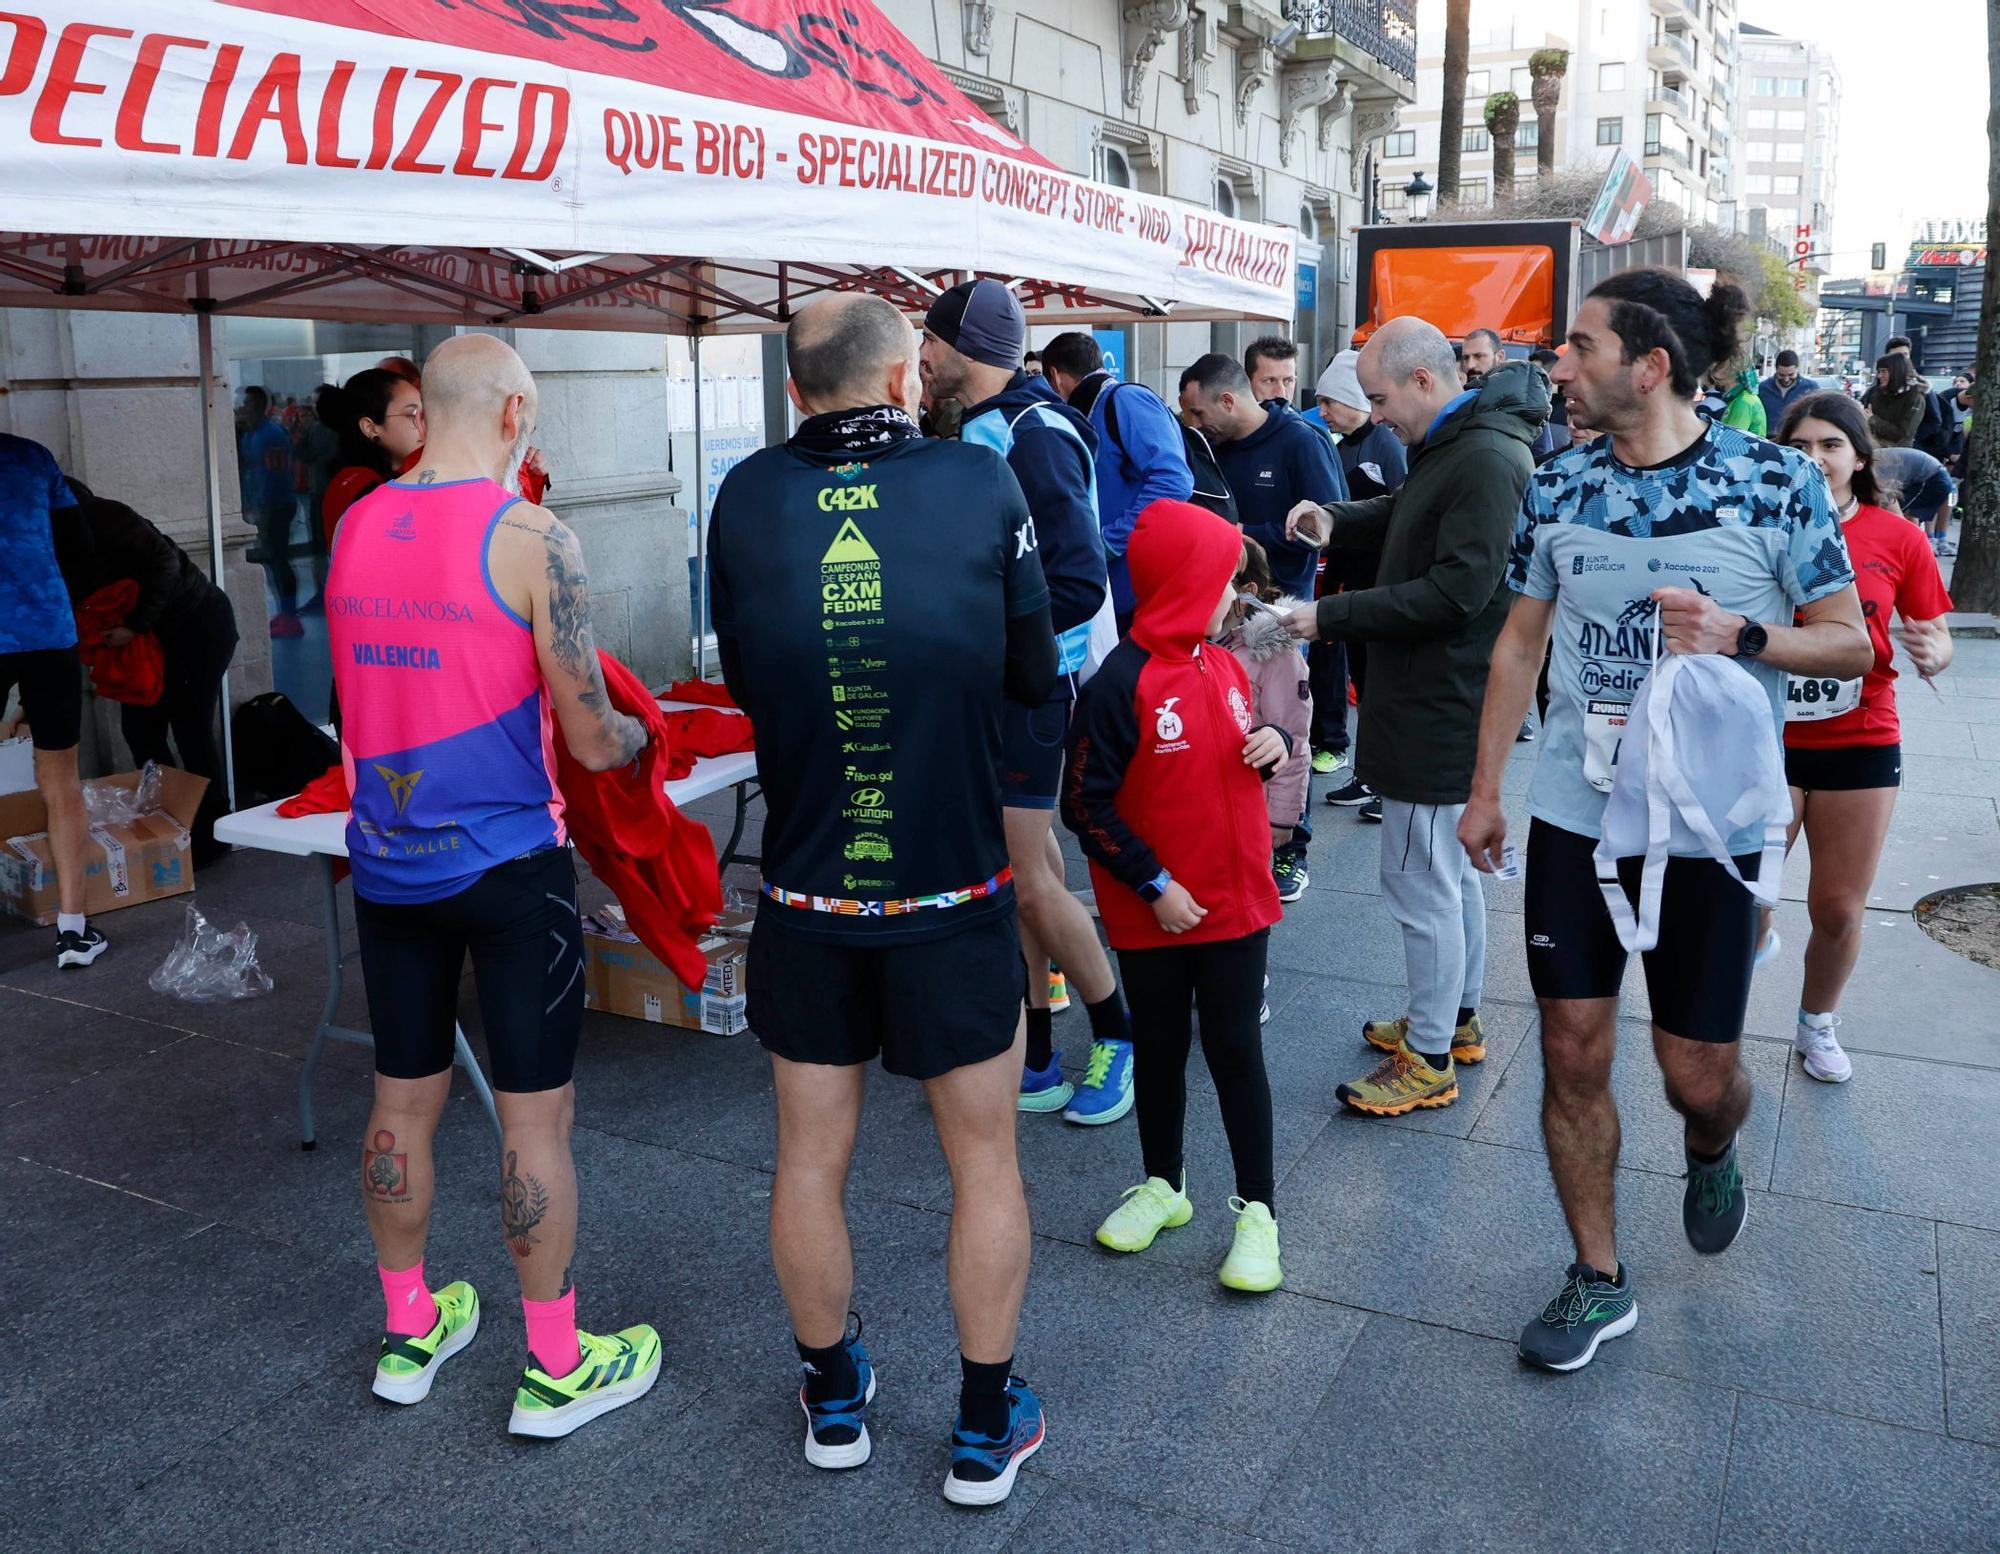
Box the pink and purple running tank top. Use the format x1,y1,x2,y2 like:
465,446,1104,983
326,477,565,904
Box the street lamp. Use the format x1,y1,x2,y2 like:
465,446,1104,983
1404,171,1433,222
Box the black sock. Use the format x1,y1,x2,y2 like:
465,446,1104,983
796,1334,858,1405
1455,1006,1475,1028
1688,1138,1733,1167
959,1354,1013,1439
1084,991,1128,1043
1409,1046,1450,1072
1025,1007,1054,1071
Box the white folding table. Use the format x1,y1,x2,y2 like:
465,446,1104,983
213,701,757,1150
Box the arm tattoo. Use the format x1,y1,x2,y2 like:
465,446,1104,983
543,529,594,679
362,1128,412,1205
499,1148,550,1256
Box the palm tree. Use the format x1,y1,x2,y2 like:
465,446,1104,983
1437,0,1471,204
1485,91,1521,195
1947,0,1998,607
1528,48,1569,180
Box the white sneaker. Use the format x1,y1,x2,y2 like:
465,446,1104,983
1795,1014,1852,1084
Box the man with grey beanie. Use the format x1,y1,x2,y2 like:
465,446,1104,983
921,280,1136,1131
1308,350,1407,794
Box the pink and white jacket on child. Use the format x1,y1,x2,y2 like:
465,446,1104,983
1215,595,1314,831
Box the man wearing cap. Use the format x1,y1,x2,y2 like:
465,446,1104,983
1307,351,1408,788
921,281,1136,1128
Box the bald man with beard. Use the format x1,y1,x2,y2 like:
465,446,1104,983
328,332,661,1440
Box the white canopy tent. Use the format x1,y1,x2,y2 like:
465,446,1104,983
0,0,1297,794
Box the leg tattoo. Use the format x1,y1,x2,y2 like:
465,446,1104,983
362,1129,412,1204
500,1148,550,1257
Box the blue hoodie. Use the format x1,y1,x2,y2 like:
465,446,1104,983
1757,372,1818,428
1214,400,1349,598
961,371,1110,691
1069,372,1195,614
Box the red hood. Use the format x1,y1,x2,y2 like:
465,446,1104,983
1127,499,1242,661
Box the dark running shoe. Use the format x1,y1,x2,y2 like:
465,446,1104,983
800,1321,877,1470
1326,775,1374,807
1518,1261,1637,1373
1358,796,1384,823
942,1377,1045,1506
55,924,109,969
1683,1138,1748,1255
1274,851,1310,903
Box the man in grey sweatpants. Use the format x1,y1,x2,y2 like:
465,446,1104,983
1283,317,1546,1114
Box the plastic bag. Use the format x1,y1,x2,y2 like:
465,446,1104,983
84,761,163,828
149,902,273,1002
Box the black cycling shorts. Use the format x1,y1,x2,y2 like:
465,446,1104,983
1523,819,1760,1045
353,847,585,1092
747,908,1025,1080
997,695,1069,810
1785,742,1902,792
0,646,83,751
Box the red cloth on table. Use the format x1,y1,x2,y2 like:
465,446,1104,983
657,708,754,780
277,764,352,817
554,653,722,989
656,678,739,708
75,580,165,706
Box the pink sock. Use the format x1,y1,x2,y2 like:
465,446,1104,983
522,1287,582,1378
379,1260,438,1337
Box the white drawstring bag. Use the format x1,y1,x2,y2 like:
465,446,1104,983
1591,610,1788,952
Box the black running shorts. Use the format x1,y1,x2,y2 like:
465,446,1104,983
1784,742,1902,792
353,848,585,1092
747,908,1025,1080
0,646,83,751
997,695,1069,811
1523,819,1760,1045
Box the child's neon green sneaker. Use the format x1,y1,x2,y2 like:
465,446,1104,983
371,1280,479,1405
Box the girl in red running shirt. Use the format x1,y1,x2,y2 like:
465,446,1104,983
1763,392,1954,1085
317,369,423,550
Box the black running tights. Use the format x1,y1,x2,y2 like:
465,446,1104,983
1117,929,1275,1210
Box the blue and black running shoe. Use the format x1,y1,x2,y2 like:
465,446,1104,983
942,1376,1045,1506
799,1322,876,1470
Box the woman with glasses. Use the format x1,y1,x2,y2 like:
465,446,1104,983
317,368,425,549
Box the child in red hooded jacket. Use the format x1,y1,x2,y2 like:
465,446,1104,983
1061,498,1292,1293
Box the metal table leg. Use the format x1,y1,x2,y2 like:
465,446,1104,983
453,1025,501,1138
718,780,762,874
299,855,342,1151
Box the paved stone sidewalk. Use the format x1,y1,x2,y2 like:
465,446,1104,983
7,640,2000,1553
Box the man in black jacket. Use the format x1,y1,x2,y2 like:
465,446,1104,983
708,292,1055,1505
56,488,239,857
1284,317,1547,1117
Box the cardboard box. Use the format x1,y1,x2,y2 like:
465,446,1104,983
582,908,752,1035
0,767,208,926
0,736,33,797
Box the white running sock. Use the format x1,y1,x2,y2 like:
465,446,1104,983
57,912,85,936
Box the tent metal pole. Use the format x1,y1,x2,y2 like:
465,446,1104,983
194,303,237,812
692,328,708,679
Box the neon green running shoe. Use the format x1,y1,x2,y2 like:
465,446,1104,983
508,1323,662,1439
1311,749,1347,775
1218,1198,1282,1292
371,1279,479,1405
1095,1175,1193,1252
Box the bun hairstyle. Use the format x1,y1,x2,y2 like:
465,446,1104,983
1777,390,1887,509
315,368,403,476
1587,266,1752,398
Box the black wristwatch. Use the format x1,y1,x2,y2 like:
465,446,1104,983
1734,618,1769,659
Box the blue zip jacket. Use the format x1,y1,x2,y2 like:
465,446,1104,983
961,372,1110,688
1758,373,1818,428
1215,400,1349,598
1070,371,1194,614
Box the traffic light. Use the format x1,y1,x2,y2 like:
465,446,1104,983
1871,242,1886,271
